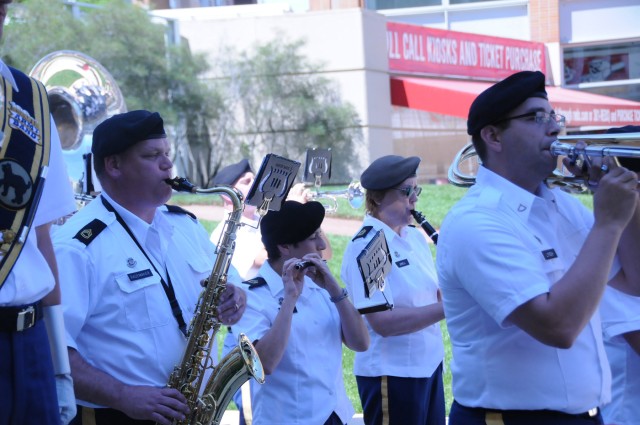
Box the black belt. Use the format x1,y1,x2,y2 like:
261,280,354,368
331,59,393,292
0,301,43,332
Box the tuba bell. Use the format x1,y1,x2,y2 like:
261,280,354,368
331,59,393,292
29,50,127,201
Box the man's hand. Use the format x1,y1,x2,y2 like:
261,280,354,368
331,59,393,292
113,385,189,425
218,284,247,325
55,373,76,424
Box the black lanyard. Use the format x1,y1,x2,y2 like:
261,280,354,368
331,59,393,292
101,197,188,337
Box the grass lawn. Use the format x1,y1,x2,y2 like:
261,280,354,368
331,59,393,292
186,183,593,415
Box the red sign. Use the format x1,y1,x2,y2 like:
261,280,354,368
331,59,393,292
387,22,546,81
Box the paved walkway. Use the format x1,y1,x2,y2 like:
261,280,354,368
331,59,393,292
183,204,363,237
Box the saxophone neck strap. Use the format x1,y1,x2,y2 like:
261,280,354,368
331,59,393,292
101,196,188,336
0,69,51,288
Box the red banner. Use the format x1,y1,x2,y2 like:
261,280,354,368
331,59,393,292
387,22,546,81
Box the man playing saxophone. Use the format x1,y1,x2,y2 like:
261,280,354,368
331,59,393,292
52,110,247,425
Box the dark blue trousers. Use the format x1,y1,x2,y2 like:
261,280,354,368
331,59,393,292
449,400,604,425
356,362,445,425
0,319,60,425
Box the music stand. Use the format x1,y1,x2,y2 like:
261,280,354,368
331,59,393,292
354,230,393,314
304,148,332,188
246,153,301,214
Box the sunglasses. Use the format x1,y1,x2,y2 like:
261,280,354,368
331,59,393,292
392,186,422,197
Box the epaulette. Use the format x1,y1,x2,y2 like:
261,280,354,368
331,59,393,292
243,277,267,290
352,225,373,241
165,204,197,220
73,219,107,246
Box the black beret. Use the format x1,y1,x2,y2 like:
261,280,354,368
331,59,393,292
467,71,548,136
261,201,325,247
92,110,166,157
213,159,253,186
360,155,420,190
605,125,640,134
606,125,640,172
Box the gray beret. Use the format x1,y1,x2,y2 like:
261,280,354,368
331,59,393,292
360,155,420,190
92,110,166,157
213,159,253,186
261,201,325,247
467,71,548,136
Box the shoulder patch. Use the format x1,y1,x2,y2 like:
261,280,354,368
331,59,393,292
73,219,107,246
243,277,267,290
165,204,197,220
352,225,373,241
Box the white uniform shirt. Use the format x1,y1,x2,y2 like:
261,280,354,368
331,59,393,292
341,215,443,378
53,193,241,406
600,286,640,425
234,261,354,425
437,166,612,414
0,59,76,306
210,214,262,280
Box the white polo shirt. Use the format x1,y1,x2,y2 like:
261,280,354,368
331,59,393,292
341,215,444,378
600,285,640,425
437,166,612,414
234,261,354,425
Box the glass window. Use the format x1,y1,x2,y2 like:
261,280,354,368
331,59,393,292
366,0,440,10
564,41,640,85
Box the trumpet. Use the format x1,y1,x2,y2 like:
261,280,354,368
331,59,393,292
308,181,364,213
448,133,640,193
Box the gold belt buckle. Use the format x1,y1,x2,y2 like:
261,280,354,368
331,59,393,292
587,407,598,417
16,305,36,331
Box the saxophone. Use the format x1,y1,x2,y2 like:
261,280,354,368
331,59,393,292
163,177,265,425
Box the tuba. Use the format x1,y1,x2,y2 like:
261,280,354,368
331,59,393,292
448,133,640,193
163,177,265,425
29,50,126,201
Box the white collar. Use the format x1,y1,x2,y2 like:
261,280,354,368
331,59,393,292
0,58,19,92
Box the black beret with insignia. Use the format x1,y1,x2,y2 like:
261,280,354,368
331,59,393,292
360,155,420,190
467,71,548,136
92,110,166,158
213,159,253,186
261,201,325,247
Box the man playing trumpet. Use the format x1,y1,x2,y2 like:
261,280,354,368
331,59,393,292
437,71,640,424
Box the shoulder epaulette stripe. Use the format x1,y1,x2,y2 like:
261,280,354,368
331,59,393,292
73,219,107,246
352,225,373,241
243,276,267,290
165,204,197,220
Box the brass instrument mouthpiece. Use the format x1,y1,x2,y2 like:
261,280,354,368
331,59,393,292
165,177,197,193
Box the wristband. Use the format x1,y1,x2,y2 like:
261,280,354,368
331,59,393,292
330,288,349,303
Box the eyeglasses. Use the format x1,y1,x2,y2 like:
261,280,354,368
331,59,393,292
392,186,422,197
493,111,566,128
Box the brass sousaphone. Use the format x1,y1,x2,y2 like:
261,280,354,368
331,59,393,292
29,50,127,201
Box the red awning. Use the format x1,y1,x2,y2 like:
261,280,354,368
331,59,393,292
390,76,640,128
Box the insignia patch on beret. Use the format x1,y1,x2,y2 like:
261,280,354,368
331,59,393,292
352,226,373,241
165,204,197,220
243,277,267,290
73,219,107,246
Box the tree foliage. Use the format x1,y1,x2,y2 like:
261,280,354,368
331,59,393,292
1,1,362,186
213,37,363,184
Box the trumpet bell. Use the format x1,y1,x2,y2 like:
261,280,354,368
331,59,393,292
310,181,364,213
448,133,640,193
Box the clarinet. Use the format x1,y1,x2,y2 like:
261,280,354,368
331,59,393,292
411,209,438,245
